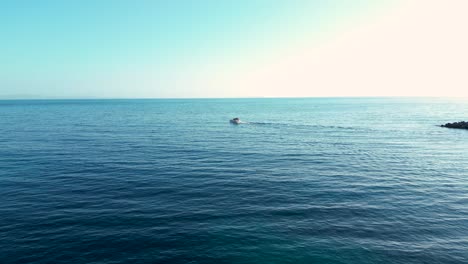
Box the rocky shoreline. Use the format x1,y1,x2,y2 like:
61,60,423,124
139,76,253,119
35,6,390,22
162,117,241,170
441,121,468,129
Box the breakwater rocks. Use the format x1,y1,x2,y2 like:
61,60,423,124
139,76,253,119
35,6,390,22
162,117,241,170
441,121,468,129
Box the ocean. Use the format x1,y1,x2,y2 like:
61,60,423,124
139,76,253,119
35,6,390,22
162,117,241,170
0,98,467,264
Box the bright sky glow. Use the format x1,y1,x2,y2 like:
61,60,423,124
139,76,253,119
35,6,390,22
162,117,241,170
1,0,467,99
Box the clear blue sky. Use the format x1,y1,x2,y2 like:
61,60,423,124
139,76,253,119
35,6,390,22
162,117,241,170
2,1,466,98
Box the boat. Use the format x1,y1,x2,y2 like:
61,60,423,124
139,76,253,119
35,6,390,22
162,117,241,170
230,117,241,124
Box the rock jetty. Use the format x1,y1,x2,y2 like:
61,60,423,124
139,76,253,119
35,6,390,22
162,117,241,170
441,121,468,129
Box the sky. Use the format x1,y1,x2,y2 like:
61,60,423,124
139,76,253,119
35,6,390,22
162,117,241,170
0,0,467,99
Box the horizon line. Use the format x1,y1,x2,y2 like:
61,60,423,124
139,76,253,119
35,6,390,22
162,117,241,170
1,95,467,101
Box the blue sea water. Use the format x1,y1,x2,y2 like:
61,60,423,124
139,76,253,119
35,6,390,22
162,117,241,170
0,98,467,264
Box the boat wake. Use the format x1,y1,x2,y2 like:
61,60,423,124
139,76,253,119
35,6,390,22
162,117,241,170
235,121,375,132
